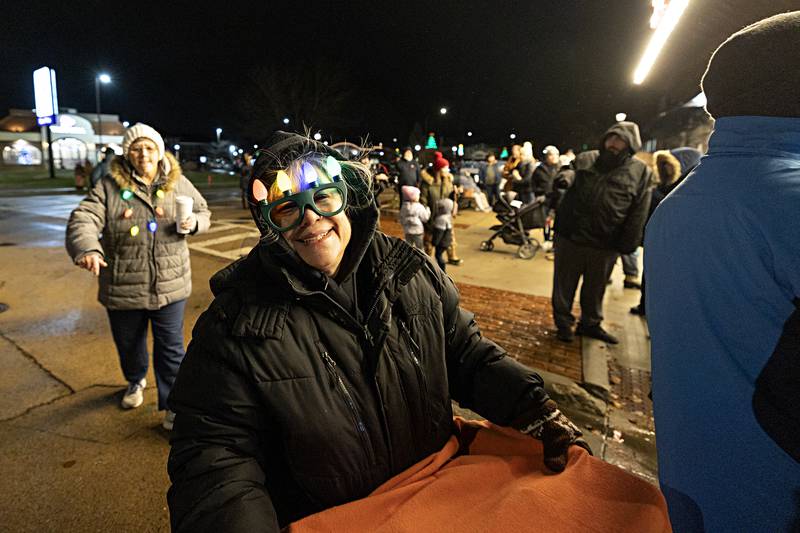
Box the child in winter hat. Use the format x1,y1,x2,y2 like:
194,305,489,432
398,185,430,250
431,197,454,272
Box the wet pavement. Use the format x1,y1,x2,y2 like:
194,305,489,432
0,188,659,531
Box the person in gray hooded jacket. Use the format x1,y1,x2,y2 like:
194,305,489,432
66,123,211,429
551,121,652,344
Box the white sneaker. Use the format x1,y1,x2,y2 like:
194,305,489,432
121,378,146,409
162,410,176,431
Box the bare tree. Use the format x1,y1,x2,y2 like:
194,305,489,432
236,60,357,139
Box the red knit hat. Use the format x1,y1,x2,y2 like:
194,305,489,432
433,155,450,171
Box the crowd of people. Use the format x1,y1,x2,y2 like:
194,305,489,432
62,10,799,533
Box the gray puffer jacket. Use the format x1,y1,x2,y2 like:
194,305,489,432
66,152,211,310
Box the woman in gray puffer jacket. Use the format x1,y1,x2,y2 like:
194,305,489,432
66,123,211,429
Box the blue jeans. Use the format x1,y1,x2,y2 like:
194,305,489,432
107,299,187,410
484,182,499,206
621,249,640,277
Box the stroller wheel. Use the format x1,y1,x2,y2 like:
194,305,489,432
480,240,494,252
517,242,538,260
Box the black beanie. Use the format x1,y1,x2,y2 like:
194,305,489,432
248,131,372,235
701,11,800,119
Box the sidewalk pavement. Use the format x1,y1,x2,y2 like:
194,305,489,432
0,191,658,532
379,203,657,483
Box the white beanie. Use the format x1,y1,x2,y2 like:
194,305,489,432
543,145,560,156
521,141,534,160
122,123,165,161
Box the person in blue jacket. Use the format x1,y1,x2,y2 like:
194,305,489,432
645,11,800,532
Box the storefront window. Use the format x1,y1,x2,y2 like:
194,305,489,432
3,141,43,165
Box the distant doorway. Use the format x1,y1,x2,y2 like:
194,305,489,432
52,138,88,169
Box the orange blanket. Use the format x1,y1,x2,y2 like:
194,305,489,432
289,418,672,532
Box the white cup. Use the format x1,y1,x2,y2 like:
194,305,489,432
175,195,194,234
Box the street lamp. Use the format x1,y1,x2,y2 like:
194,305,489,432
633,0,689,84
283,117,290,125
173,144,181,161
439,107,447,115
122,120,129,128
616,112,627,122
215,127,222,143
467,131,473,137
509,133,517,140
95,73,111,152
313,132,322,141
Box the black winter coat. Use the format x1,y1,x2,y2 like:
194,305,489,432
395,158,421,190
555,151,652,254
532,162,560,197
167,216,551,531
511,159,536,196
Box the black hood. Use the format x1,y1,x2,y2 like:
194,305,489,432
600,121,643,154
222,131,379,294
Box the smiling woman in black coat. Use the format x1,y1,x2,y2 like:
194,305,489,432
166,132,588,532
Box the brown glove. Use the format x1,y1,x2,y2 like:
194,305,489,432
517,399,593,472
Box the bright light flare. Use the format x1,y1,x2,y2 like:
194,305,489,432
633,0,689,85
98,73,111,84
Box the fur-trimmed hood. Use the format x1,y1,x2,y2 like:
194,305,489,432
108,151,183,192
654,150,682,187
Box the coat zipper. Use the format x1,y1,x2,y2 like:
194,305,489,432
398,319,431,431
320,350,376,466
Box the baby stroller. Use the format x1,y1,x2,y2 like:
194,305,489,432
480,192,547,259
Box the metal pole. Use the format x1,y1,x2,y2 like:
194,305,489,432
46,125,55,178
95,77,103,155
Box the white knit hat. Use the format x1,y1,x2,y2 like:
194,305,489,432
122,123,165,161
543,145,560,156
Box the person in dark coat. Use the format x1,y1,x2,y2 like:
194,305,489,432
166,132,589,532
394,147,421,206
511,141,537,204
631,147,701,316
478,152,504,206
532,145,561,199
551,122,652,344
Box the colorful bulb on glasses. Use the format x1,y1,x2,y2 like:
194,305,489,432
276,170,292,197
325,156,341,178
301,162,319,188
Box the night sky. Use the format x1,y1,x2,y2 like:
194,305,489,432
2,0,798,149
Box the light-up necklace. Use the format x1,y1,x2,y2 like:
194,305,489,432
120,182,167,237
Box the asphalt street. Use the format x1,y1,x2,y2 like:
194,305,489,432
0,188,657,532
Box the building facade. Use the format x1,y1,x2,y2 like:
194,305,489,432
0,108,124,169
